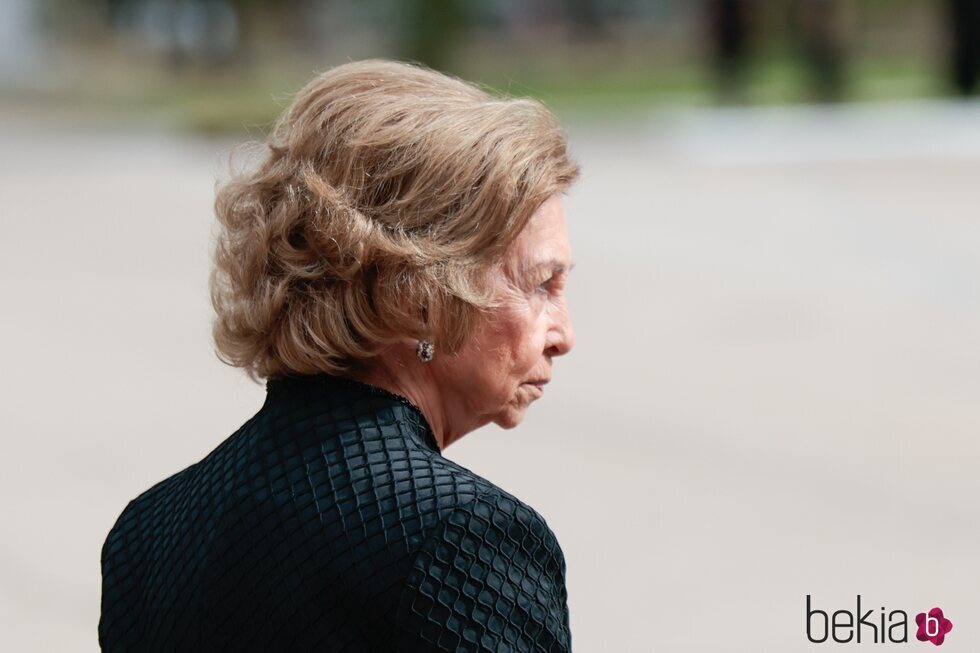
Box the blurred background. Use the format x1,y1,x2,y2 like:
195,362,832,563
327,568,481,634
5,0,980,129
2,1,979,651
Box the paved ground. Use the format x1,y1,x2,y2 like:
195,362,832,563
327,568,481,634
2,100,979,651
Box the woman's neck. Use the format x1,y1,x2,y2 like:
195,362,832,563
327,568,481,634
355,351,468,450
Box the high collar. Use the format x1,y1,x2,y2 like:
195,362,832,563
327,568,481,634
264,373,442,454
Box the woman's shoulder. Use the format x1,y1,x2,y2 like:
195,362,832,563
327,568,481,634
375,442,555,552
421,454,555,533
393,460,572,652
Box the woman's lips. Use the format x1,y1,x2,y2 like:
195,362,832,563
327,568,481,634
523,380,549,396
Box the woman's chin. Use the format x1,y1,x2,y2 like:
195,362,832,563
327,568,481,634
492,405,529,430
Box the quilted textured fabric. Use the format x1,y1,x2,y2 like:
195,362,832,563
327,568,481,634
99,374,571,652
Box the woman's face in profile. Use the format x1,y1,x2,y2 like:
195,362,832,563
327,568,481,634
432,195,576,436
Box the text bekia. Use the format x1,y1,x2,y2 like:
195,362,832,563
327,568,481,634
806,595,908,644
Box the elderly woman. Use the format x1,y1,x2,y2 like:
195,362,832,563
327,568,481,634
100,60,578,652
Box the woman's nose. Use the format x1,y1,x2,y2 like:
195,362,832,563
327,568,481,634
547,306,575,357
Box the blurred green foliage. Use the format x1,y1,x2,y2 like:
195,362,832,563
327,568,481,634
12,54,939,134
2,0,963,133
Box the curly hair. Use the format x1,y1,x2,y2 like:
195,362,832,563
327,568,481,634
210,59,579,380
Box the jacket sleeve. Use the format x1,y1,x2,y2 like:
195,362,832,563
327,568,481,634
100,500,144,651
394,491,572,652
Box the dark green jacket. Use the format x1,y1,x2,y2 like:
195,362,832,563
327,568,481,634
100,374,571,652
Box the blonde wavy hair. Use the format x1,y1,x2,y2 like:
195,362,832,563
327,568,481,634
210,60,579,380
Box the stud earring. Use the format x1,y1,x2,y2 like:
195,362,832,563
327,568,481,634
416,340,435,362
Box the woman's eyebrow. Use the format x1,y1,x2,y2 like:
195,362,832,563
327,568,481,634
525,259,574,275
